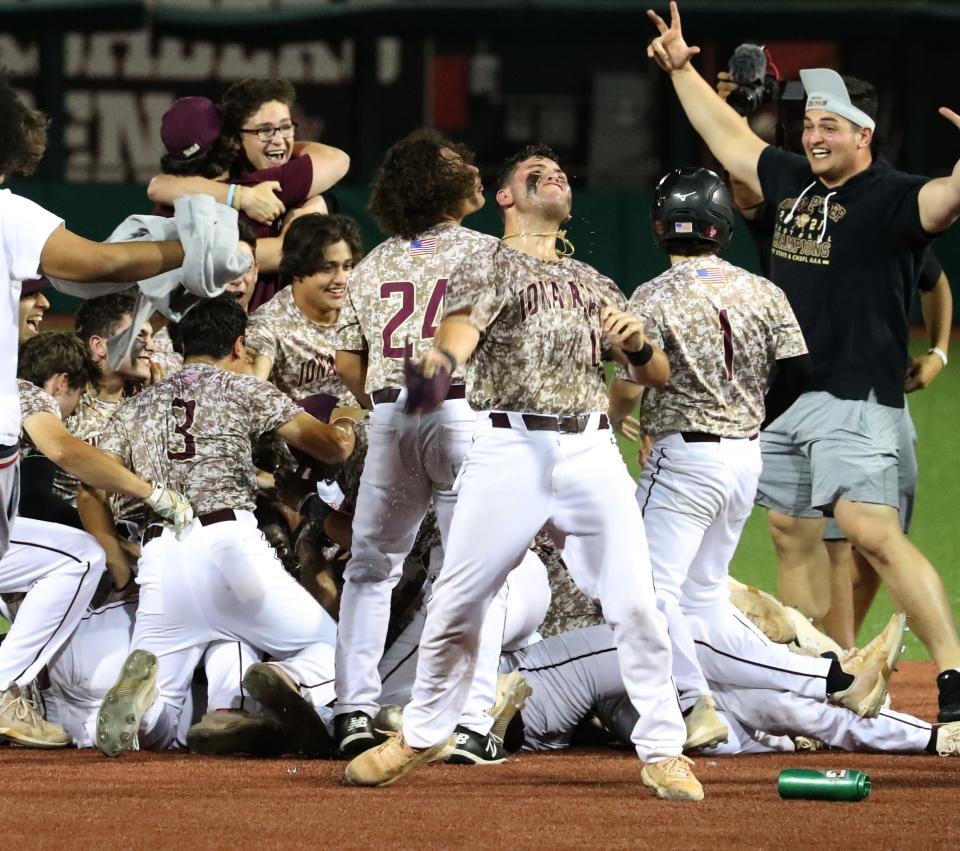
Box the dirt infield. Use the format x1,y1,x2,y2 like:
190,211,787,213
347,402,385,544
3,661,958,850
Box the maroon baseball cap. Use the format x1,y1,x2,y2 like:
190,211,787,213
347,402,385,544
20,277,50,299
160,96,224,158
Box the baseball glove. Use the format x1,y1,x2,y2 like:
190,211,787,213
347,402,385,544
144,483,194,533
404,354,452,414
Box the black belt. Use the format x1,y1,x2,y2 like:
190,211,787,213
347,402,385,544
141,508,237,545
371,384,466,405
490,412,610,433
680,431,758,443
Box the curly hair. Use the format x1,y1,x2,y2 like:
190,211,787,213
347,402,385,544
495,143,561,192
280,213,363,285
368,129,478,239
18,331,98,390
221,78,296,175
0,76,49,178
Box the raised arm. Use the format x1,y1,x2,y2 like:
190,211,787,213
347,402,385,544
647,2,767,196
917,108,960,234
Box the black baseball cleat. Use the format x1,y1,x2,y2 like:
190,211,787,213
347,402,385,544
445,725,507,765
335,710,385,759
937,669,960,723
241,663,333,759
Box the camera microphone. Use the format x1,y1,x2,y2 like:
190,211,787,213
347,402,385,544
729,44,767,86
727,44,771,117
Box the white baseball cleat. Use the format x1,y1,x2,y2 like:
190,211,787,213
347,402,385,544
96,649,159,757
831,613,906,718
728,578,797,644
936,721,960,757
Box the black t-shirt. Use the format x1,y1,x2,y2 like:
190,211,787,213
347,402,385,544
757,147,931,408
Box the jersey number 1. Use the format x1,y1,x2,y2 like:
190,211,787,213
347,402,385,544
381,278,448,359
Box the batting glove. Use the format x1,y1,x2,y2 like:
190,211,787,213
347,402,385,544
144,482,195,533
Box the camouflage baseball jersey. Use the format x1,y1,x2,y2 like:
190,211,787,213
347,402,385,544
337,222,497,394
445,242,626,415
246,286,354,406
150,326,183,376
99,362,303,516
623,256,807,438
533,532,605,638
17,379,61,458
52,391,121,506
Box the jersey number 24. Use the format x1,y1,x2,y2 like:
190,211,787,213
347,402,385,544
380,278,447,359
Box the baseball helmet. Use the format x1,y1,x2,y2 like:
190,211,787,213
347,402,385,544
651,167,734,251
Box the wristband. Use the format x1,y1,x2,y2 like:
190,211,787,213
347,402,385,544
225,184,236,209
929,347,948,368
626,342,654,367
438,348,458,372
233,185,243,211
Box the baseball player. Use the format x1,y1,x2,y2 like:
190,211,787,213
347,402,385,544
499,623,960,760
247,213,360,415
606,167,816,748
90,296,356,758
1,332,190,748
332,129,511,762
346,145,702,801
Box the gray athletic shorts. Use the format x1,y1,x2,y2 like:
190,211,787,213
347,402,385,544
823,403,917,540
0,443,20,560
756,391,900,518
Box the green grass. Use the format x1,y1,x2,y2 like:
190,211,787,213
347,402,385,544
616,338,960,660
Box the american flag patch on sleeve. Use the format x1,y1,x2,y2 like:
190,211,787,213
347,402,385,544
695,267,725,283
408,238,438,256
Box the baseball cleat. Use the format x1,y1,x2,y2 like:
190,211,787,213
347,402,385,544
784,606,846,659
444,725,507,765
96,649,158,758
831,612,906,718
728,578,797,644
345,731,451,787
490,671,533,742
0,685,70,749
186,710,288,757
334,710,386,759
641,755,704,801
682,695,728,751
936,669,960,724
242,662,333,759
935,721,960,757
792,736,827,752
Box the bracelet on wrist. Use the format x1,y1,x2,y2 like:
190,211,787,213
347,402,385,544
232,185,243,211
626,342,654,367
929,347,948,368
438,348,458,372
225,184,236,209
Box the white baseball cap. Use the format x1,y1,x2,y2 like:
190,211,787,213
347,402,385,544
800,68,876,130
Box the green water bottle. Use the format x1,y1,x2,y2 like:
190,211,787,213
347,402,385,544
777,769,871,801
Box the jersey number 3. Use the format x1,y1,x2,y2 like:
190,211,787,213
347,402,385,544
168,398,197,460
381,278,447,359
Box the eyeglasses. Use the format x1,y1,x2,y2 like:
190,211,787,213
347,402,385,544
240,122,297,142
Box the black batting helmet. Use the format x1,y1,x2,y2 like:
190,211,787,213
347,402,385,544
651,167,733,251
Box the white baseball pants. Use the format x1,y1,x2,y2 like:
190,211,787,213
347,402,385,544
637,433,763,704
132,511,337,748
0,517,104,691
379,546,550,713
402,415,686,762
335,394,485,721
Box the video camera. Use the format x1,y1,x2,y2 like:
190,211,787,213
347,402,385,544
727,44,804,118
